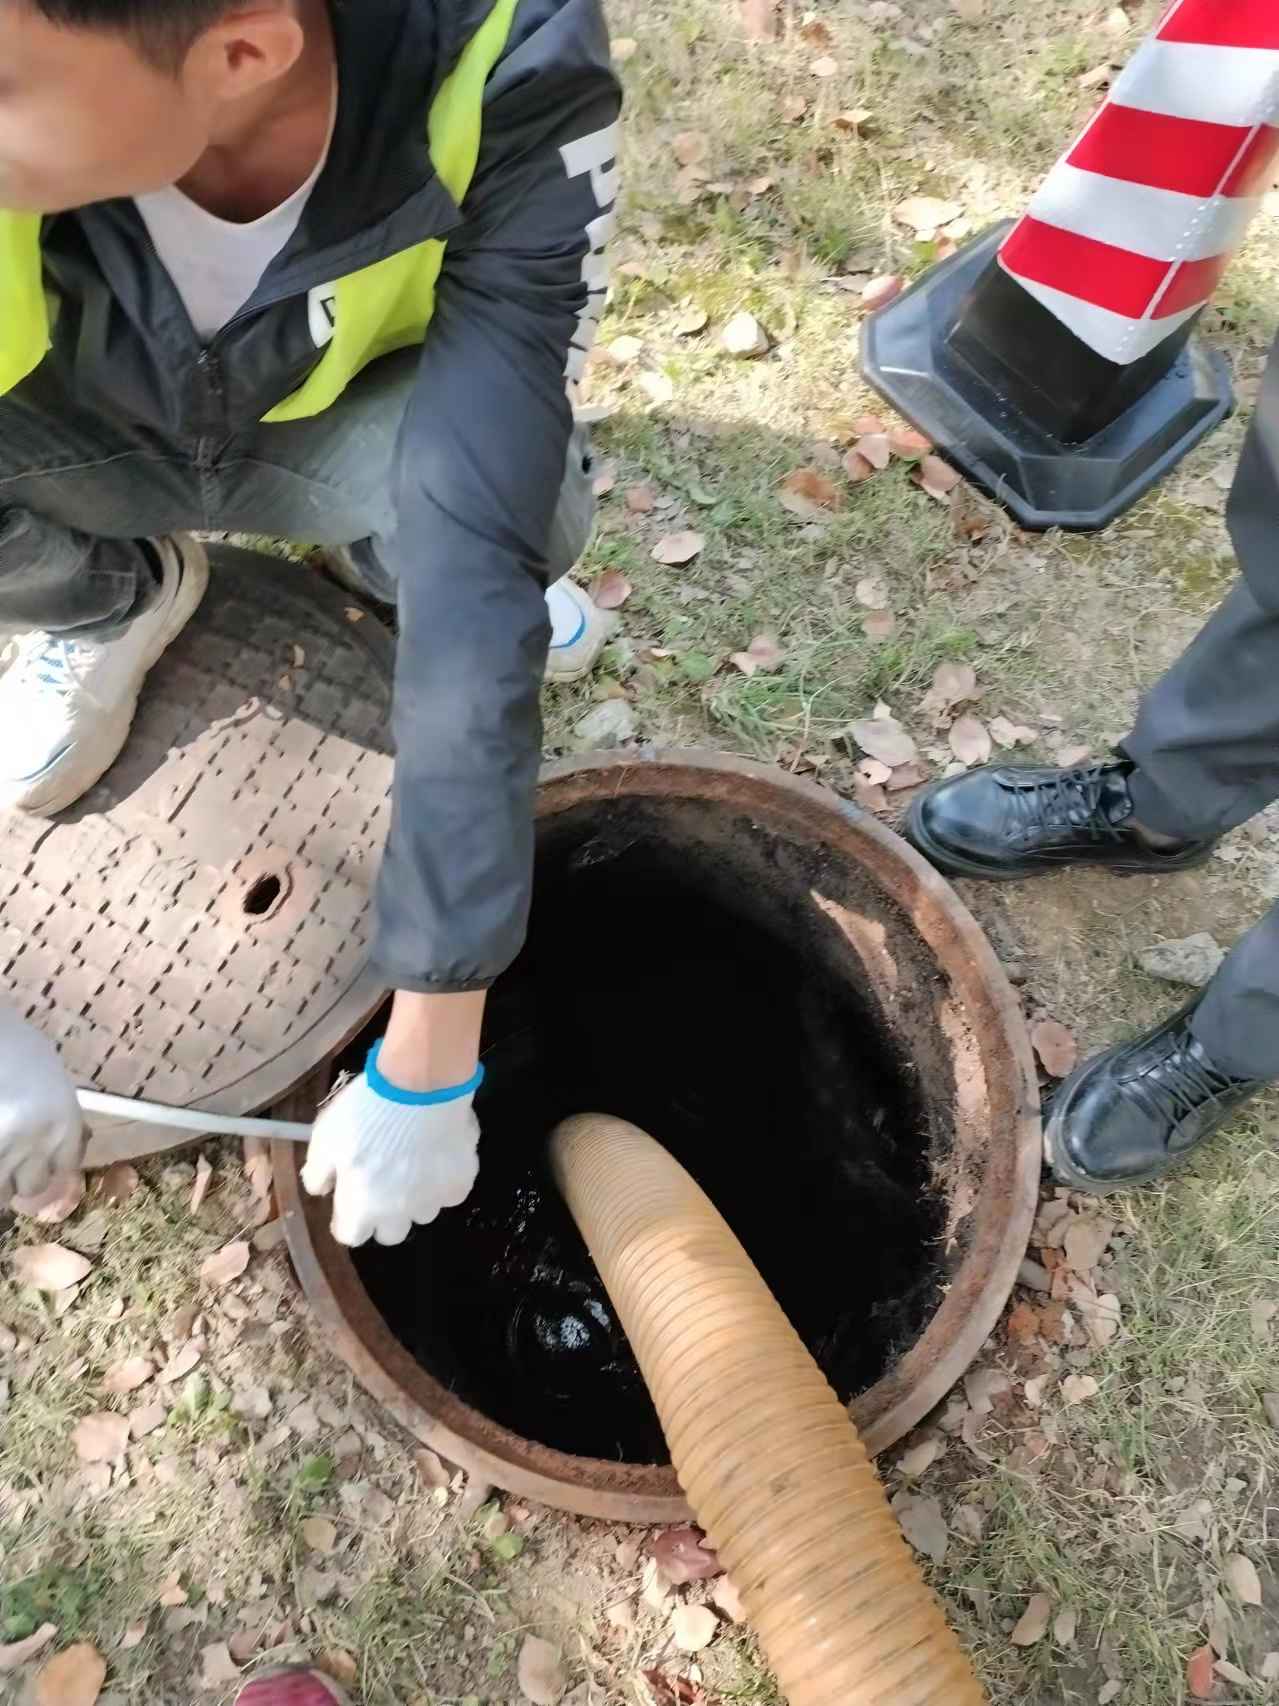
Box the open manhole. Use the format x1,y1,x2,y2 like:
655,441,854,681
274,751,1040,1521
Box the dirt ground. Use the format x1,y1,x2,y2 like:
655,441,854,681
3,0,1279,1701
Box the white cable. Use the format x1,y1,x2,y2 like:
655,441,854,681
77,1088,312,1143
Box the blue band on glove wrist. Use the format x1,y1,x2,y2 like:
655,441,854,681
365,1041,485,1106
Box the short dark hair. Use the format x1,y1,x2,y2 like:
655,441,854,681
27,0,232,66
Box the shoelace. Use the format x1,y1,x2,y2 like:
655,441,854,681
1005,764,1125,845
1132,1026,1248,1131
11,634,86,698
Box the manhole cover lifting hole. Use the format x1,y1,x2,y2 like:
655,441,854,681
0,545,394,1161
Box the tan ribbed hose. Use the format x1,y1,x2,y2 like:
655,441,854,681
550,1114,987,1706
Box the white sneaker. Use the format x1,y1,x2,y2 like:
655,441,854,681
545,576,616,684
0,534,209,816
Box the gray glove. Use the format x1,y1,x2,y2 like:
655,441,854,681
0,1004,86,1207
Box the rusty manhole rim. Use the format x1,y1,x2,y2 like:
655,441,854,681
273,748,1042,1523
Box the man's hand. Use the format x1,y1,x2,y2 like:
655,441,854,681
0,1004,86,1207
301,990,485,1247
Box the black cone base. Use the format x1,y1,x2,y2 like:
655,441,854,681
860,223,1233,533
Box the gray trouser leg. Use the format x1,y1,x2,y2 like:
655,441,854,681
0,348,592,632
1190,908,1279,1079
1123,577,1279,840
1118,331,1279,1079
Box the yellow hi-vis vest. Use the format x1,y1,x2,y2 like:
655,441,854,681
0,0,518,422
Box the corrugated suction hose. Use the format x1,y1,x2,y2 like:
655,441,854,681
550,1114,987,1706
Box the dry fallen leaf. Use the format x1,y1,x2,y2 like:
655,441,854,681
200,1241,250,1289
593,570,633,610
34,1642,106,1706
12,1243,92,1293
892,1493,948,1564
856,575,888,608
130,1402,166,1439
777,468,843,518
1053,1607,1078,1646
832,106,873,132
1187,1644,1217,1700
915,454,961,503
189,1155,213,1216
1011,1593,1052,1646
651,1526,722,1584
98,1162,140,1205
517,1635,567,1706
799,17,833,46
989,716,1037,749
608,335,643,365
1006,1301,1041,1343
862,610,896,642
721,311,769,357
158,1340,203,1384
780,93,808,121
851,716,918,768
1223,1553,1263,1608
889,426,933,459
1068,1277,1122,1348
612,34,638,59
895,195,963,236
671,130,708,167
301,1516,339,1555
651,531,704,566
923,661,977,718
730,633,786,677
949,716,991,766
739,0,777,40
843,449,876,483
898,1437,943,1477
12,1172,85,1224
673,304,708,336
671,1604,719,1654
625,483,656,513
200,1643,241,1688
854,433,892,471
413,1447,452,1489
809,54,839,76
243,1149,273,1207
0,1625,58,1672
1061,1374,1099,1405
1031,1017,1078,1078
950,0,986,18
72,1412,130,1464
320,1651,359,1687
101,1357,154,1396
1064,1213,1112,1274
887,761,929,792
861,273,904,310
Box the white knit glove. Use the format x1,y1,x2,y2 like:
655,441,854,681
0,1004,86,1208
300,1044,482,1247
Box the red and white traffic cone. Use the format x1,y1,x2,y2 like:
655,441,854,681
862,0,1279,531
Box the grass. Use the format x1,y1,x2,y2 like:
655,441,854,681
5,0,1279,1699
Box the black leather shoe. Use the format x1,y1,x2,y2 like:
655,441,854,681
904,760,1214,880
1045,1004,1267,1192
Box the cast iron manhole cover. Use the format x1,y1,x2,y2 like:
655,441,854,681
0,544,394,1166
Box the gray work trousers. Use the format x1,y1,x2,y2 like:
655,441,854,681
0,347,592,637
1123,336,1279,1079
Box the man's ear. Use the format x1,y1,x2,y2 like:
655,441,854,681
183,6,305,101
